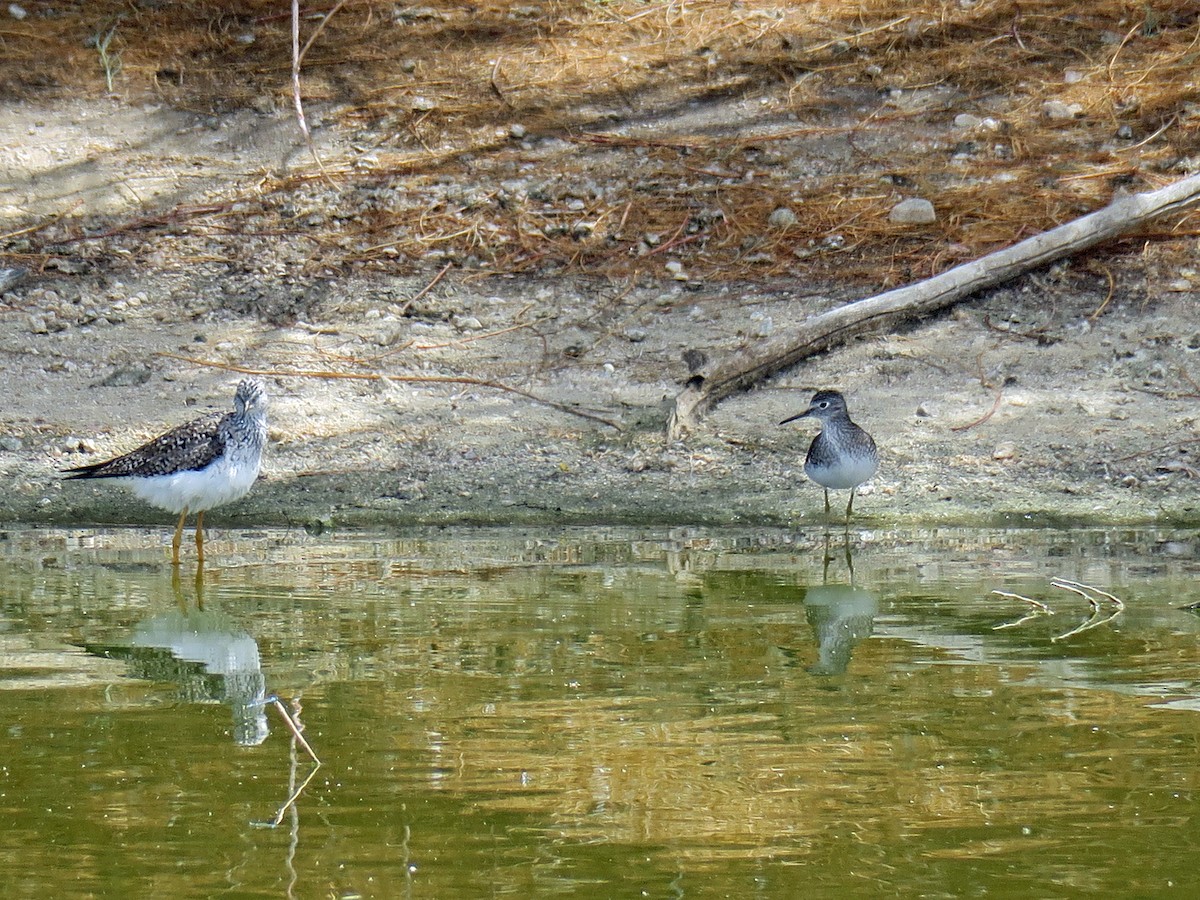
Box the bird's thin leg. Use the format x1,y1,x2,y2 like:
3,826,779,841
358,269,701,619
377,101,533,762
195,510,206,565
845,489,855,520
172,508,188,566
823,489,831,515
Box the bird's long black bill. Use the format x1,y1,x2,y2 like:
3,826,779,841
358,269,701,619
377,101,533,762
779,409,813,426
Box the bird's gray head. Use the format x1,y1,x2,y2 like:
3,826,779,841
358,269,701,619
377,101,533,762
779,389,848,425
233,378,267,417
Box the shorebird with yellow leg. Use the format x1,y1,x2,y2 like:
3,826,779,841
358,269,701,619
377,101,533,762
780,389,878,524
64,378,268,564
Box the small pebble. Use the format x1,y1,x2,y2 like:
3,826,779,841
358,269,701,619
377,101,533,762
0,267,27,291
1042,100,1083,120
889,198,936,225
767,207,798,228
992,442,1017,461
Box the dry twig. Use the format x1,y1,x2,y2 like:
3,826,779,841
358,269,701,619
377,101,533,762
250,695,321,829
269,695,321,766
950,383,1006,433
991,579,1125,641
159,354,623,430
991,589,1054,630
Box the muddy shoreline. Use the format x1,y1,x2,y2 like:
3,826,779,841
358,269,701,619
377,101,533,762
2,266,1197,532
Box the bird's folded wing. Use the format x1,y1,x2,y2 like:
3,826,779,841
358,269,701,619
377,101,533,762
63,412,227,478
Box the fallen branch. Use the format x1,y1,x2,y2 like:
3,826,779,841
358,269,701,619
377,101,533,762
667,171,1200,439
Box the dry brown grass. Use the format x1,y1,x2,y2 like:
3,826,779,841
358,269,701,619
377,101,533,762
2,0,1199,282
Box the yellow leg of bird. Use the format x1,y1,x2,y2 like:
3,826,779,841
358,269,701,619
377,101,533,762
846,490,855,518
195,510,206,565
172,508,188,566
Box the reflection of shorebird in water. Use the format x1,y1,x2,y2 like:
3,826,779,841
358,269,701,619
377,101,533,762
803,583,878,676
82,569,269,746
789,530,877,675
63,379,268,565
128,605,269,746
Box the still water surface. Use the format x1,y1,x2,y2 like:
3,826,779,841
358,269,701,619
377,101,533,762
1,525,1199,897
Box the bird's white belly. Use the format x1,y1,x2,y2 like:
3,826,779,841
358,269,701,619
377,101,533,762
805,455,878,490
124,455,261,514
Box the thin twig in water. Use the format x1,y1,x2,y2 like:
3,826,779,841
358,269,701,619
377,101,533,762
256,760,322,829
991,589,1054,630
270,696,321,765
1049,578,1125,642
247,694,321,828
991,579,1124,640
1052,577,1125,608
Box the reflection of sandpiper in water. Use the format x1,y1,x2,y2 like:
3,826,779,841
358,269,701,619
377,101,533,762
84,605,269,746
803,584,878,676
796,530,877,675
64,379,268,565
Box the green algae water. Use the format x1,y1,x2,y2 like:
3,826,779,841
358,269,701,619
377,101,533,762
1,526,1199,897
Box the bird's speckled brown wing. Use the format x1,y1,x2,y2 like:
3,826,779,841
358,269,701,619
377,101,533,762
63,412,229,479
